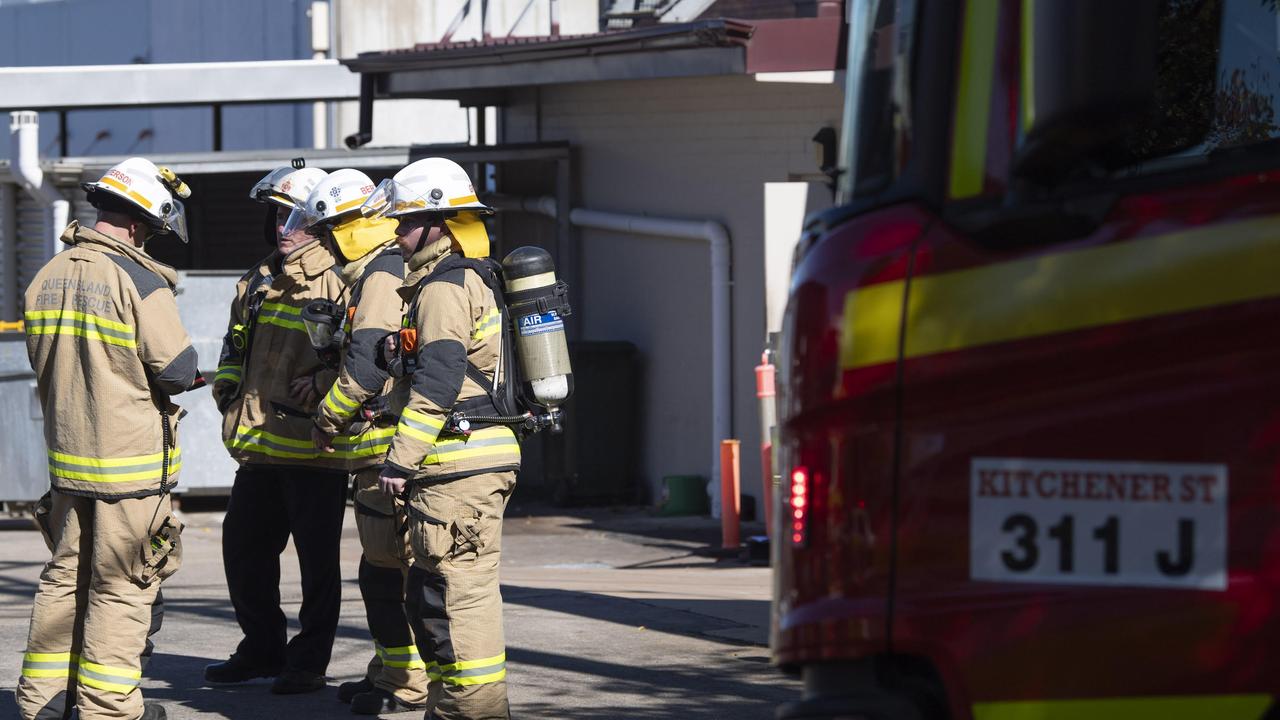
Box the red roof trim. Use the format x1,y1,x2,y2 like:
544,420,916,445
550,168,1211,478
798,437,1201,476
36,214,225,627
744,17,845,74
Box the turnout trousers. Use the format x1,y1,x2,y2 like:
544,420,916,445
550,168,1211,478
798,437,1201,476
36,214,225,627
352,468,432,706
221,464,347,674
405,471,515,720
17,489,182,720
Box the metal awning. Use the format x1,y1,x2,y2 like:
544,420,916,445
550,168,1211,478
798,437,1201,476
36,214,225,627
338,17,842,148
0,60,359,112
9,142,571,177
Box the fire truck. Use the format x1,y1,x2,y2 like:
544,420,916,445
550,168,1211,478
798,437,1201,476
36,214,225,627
773,1,1280,718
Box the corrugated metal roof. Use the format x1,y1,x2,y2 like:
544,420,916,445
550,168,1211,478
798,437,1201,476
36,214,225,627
343,19,755,73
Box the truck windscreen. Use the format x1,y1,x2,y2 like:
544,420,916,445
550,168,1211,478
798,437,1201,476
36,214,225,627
1109,0,1280,172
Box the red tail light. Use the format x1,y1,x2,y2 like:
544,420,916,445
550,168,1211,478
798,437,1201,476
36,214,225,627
790,466,809,546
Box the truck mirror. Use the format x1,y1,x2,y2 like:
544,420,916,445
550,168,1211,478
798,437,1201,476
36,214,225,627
1013,0,1160,184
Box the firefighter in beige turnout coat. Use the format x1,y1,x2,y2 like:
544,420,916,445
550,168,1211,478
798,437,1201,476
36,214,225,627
205,165,364,694
367,158,518,720
19,158,199,720
292,168,433,714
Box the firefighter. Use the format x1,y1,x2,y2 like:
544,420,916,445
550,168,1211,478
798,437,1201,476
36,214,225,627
287,168,434,714
205,164,352,695
363,157,519,720
18,157,199,720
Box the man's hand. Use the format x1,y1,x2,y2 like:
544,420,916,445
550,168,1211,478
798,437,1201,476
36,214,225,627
290,375,319,405
311,424,335,453
379,469,408,497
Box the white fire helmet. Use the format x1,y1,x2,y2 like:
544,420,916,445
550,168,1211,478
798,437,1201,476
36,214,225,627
249,165,329,209
283,168,378,237
359,157,493,220
81,157,191,243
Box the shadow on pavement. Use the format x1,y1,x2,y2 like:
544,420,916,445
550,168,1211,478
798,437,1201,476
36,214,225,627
0,519,37,532
508,646,787,719
507,503,768,555
0,560,43,605
504,584,768,645
140,652,353,720
161,597,375,647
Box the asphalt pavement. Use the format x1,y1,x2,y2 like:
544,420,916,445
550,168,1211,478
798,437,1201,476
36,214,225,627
0,502,797,719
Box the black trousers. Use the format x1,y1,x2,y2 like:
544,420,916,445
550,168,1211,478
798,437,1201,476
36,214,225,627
221,464,348,674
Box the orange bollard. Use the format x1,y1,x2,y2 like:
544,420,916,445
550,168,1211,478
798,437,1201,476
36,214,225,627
720,439,741,549
755,350,777,536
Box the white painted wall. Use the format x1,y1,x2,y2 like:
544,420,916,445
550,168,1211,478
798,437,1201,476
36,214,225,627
503,74,843,511
333,0,600,147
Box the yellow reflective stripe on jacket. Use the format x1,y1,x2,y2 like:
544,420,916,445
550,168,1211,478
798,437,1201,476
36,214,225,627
78,658,141,694
397,407,444,446
323,384,359,419
228,425,388,460
226,426,317,459
257,301,307,332
331,426,395,459
375,642,429,670
23,309,137,348
432,652,506,686
22,651,77,679
48,448,181,483
472,307,501,340
422,426,519,466
214,363,242,383
972,694,1273,720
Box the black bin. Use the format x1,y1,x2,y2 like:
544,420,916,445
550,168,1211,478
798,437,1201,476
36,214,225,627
531,341,642,506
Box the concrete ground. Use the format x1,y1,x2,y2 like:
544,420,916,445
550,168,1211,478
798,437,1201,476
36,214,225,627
0,502,797,719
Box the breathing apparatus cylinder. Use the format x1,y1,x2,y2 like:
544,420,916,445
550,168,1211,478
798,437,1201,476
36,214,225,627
501,247,573,412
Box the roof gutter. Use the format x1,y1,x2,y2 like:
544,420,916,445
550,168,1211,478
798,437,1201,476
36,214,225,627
489,194,733,516
9,111,68,263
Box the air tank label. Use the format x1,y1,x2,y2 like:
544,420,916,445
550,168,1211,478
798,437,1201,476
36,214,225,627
519,311,564,337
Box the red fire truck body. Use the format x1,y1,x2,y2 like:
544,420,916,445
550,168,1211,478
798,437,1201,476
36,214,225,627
773,2,1280,718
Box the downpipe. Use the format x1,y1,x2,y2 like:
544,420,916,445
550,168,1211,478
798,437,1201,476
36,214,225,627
489,194,733,515
9,111,68,262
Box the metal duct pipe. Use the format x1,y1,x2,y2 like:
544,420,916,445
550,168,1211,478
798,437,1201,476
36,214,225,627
1,182,16,322
488,194,733,516
9,111,68,262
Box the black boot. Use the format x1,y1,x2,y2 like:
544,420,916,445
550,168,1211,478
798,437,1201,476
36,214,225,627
204,655,281,684
337,677,375,703
140,702,169,720
271,668,328,695
350,688,426,715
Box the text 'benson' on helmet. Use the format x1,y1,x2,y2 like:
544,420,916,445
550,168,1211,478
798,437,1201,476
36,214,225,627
282,168,377,237
81,157,191,243
360,157,493,220
249,165,329,209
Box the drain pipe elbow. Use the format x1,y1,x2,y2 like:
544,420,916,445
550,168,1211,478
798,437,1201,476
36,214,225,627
484,195,735,516
10,111,68,258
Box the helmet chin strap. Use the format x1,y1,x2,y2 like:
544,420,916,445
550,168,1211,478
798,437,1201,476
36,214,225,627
131,219,153,248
